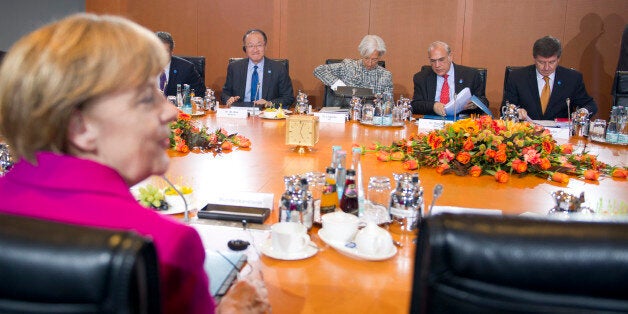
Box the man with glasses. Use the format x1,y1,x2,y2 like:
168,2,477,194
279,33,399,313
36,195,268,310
411,41,489,116
222,29,294,108
314,34,393,105
503,35,597,120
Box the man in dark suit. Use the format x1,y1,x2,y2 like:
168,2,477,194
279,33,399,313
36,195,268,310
221,29,294,108
503,35,597,120
156,32,205,97
411,41,489,116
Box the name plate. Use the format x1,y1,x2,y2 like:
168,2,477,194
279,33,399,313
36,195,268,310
548,127,570,141
312,112,347,123
416,118,452,132
217,108,249,119
205,192,274,210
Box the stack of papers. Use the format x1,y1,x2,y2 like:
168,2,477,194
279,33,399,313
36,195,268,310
444,88,492,117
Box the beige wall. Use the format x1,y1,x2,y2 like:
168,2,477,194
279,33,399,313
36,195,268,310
87,0,628,119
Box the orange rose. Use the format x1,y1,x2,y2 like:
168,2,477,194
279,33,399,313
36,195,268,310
583,169,600,181
485,148,496,160
469,165,482,177
560,143,573,154
611,168,628,179
390,151,405,161
367,142,379,151
221,141,233,150
456,151,471,165
402,159,419,170
462,138,474,151
376,151,390,162
551,172,569,183
542,140,554,154
427,133,444,149
511,159,528,173
436,163,450,174
494,150,507,163
539,157,551,170
173,128,183,135
494,170,509,183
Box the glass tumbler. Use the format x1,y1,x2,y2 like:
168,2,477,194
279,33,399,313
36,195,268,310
589,119,606,142
366,176,392,224
302,171,326,224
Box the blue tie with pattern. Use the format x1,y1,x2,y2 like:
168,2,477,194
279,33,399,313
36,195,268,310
250,65,259,101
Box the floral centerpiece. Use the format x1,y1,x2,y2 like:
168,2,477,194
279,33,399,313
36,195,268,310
366,116,627,183
170,111,251,153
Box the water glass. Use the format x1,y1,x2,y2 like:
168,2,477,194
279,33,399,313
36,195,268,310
589,119,606,142
167,95,177,107
302,171,326,224
365,176,392,224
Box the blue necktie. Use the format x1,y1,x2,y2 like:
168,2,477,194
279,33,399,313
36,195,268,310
250,65,259,101
159,71,167,94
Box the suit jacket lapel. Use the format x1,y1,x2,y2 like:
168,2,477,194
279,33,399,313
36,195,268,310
545,67,564,119
426,70,437,102
262,57,270,101
238,59,249,98
527,67,544,119
453,63,464,93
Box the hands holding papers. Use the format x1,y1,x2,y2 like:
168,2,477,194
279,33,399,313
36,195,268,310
442,88,492,117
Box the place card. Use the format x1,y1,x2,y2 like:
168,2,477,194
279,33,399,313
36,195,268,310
204,191,274,210
216,108,250,119
548,127,570,141
312,112,347,123
416,118,452,132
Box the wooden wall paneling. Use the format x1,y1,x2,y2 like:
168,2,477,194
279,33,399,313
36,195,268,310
561,0,628,120
463,0,567,116
198,0,279,93
370,0,466,101
85,0,125,15
282,0,371,107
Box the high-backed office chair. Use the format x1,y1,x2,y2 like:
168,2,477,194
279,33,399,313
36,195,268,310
176,55,206,87
322,59,386,107
502,65,525,99
0,213,161,314
612,70,628,107
411,213,628,314
228,57,289,74
419,65,487,96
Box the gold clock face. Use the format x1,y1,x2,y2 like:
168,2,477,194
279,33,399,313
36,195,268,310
286,115,319,146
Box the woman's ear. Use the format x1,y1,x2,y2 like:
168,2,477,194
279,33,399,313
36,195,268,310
67,109,98,152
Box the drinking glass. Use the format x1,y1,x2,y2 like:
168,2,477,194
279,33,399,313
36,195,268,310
302,171,326,224
192,97,204,115
589,119,606,142
365,176,392,224
167,95,177,107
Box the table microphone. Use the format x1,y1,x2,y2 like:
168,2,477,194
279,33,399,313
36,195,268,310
428,184,444,216
161,175,189,223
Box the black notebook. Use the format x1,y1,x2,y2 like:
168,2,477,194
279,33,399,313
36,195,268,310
197,203,270,224
205,250,247,301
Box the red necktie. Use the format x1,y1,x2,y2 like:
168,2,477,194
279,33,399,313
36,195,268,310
440,74,450,104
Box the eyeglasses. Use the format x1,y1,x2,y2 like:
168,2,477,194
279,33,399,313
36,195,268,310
429,56,449,65
363,57,381,65
245,43,265,49
534,58,558,67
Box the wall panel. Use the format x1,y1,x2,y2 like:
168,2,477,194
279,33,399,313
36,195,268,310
85,0,628,119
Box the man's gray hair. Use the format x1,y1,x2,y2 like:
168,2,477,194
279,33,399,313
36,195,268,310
427,41,451,55
358,35,386,58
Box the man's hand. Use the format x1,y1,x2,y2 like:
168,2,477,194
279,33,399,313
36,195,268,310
463,101,477,110
517,108,528,120
217,266,270,314
254,99,272,108
226,96,240,106
433,102,446,116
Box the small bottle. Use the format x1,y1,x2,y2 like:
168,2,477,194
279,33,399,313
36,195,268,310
335,150,347,200
176,84,183,109
606,106,619,144
330,145,341,168
320,167,338,216
182,84,192,114
351,147,366,216
340,169,359,216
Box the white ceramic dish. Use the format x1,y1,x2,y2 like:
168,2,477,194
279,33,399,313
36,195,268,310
259,110,291,119
260,238,318,260
130,187,195,215
318,228,397,261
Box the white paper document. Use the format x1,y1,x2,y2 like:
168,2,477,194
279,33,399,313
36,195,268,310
444,87,492,117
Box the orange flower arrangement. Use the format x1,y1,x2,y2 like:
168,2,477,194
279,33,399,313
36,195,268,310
365,116,627,183
169,111,251,153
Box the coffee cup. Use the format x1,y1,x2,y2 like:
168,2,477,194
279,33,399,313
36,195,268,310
354,222,393,256
321,211,359,243
271,222,310,254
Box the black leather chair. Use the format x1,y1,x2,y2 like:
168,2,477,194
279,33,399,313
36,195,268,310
0,213,161,314
612,70,628,107
323,59,386,107
176,55,206,87
228,57,289,74
411,213,628,314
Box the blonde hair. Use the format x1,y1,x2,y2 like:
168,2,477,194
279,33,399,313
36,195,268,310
0,13,168,162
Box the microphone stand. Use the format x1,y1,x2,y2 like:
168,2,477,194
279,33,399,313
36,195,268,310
161,176,189,223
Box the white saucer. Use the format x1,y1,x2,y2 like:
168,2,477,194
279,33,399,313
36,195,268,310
260,238,318,261
318,228,397,261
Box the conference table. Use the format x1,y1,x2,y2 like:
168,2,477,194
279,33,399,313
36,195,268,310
159,111,627,313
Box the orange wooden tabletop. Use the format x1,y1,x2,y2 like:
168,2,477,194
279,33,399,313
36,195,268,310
159,112,627,314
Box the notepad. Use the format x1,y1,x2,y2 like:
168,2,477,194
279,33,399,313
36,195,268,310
444,88,492,117
205,250,247,300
